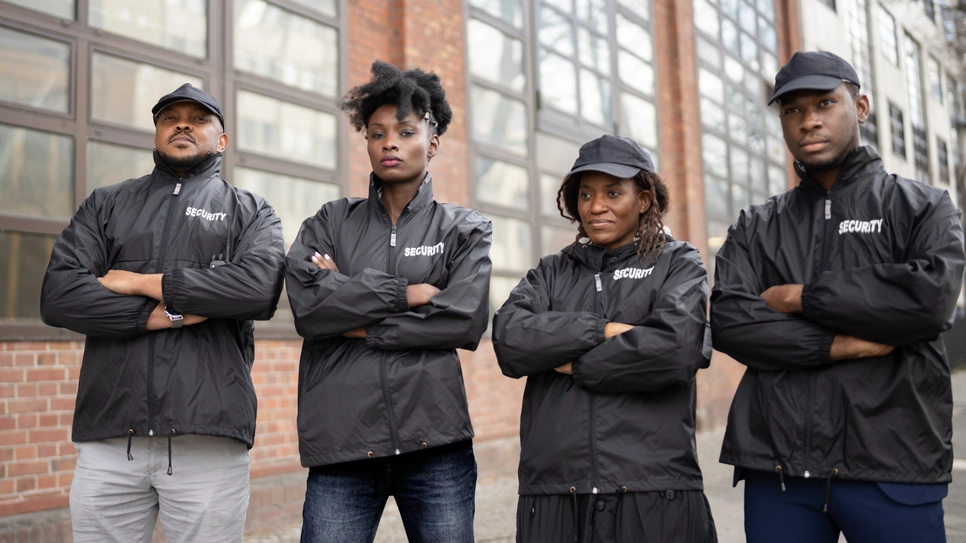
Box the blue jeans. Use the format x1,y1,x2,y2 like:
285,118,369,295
300,440,477,543
743,469,946,543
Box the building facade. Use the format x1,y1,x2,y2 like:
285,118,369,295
0,0,961,537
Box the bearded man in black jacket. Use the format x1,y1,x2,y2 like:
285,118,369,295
40,84,285,543
711,51,965,543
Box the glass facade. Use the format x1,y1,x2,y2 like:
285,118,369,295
0,0,342,334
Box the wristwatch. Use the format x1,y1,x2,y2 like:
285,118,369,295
164,307,184,329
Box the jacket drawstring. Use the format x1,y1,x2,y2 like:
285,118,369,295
822,468,838,513
126,429,134,461
569,487,578,543
614,486,627,539
167,428,176,475
775,465,786,492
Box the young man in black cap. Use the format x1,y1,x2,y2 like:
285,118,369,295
711,51,965,542
41,83,285,542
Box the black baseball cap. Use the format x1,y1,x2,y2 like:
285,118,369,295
569,134,655,179
768,51,860,105
151,83,225,130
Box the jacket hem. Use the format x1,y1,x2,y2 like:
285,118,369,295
719,452,952,484
518,477,704,495
73,424,254,449
300,427,474,468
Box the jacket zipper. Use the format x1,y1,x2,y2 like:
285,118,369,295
146,178,183,436
381,223,401,454
589,272,603,494
802,190,832,478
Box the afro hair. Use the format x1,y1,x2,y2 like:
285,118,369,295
339,61,453,136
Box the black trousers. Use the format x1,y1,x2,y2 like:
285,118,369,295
516,490,717,543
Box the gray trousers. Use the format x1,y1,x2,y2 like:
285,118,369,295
70,434,250,543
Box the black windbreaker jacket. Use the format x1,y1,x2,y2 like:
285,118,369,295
712,146,965,483
40,152,285,447
285,174,492,467
493,237,712,495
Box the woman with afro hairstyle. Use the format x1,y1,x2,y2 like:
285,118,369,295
492,135,718,542
285,61,492,542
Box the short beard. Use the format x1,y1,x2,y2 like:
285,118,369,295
801,132,860,174
158,150,209,172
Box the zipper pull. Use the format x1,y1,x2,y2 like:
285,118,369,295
824,193,831,220
594,273,602,292
390,226,397,247
173,182,182,195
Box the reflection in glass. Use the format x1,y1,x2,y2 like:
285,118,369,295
580,69,610,126
578,28,610,75
539,51,578,114
471,86,529,156
0,123,73,219
234,0,338,97
91,53,203,132
470,0,523,27
541,173,564,217
468,20,526,92
286,0,337,17
0,27,70,113
619,93,658,149
619,51,655,95
722,19,739,56
616,15,653,62
234,167,339,247
476,157,530,210
0,232,57,322
704,174,729,216
700,97,726,132
539,6,575,56
693,0,720,37
740,32,759,70
490,215,533,271
87,141,154,194
576,0,608,33
237,90,337,169
701,133,728,177
3,0,74,19
738,0,756,32
89,0,208,58
542,225,576,254
730,147,748,181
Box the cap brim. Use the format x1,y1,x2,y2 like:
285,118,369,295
152,99,223,125
768,74,849,105
569,162,643,179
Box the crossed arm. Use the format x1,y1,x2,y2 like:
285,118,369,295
96,271,207,330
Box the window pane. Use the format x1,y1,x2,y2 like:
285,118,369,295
580,69,610,126
619,51,655,95
539,51,578,114
490,215,533,272
476,157,530,210
704,174,729,217
89,0,207,58
0,232,57,322
86,141,154,194
619,93,657,149
730,146,749,181
693,0,720,37
471,86,529,156
578,28,610,75
542,224,576,254
0,27,70,113
702,133,728,177
576,0,608,33
234,167,339,247
541,173,564,217
731,182,750,212
699,69,724,103
470,0,523,27
237,90,338,169
488,275,522,333
539,6,575,56
234,0,338,97
616,15,653,62
768,164,786,195
3,0,74,18
0,124,73,219
700,97,726,131
91,53,203,132
468,19,526,92
618,0,651,19
878,5,898,65
286,0,337,17
545,0,574,14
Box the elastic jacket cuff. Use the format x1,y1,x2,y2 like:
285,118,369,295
800,282,818,319
393,276,409,313
137,299,161,333
162,269,184,310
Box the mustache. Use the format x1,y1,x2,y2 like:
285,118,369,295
169,131,196,144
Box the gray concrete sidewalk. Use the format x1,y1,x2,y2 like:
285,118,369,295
247,369,966,542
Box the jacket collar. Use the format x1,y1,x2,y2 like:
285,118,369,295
569,237,645,272
368,172,435,215
152,150,222,182
795,145,884,193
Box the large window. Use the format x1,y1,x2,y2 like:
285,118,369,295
903,33,929,183
877,4,898,66
693,0,786,276
889,101,906,157
843,0,878,147
0,0,344,338
466,0,660,319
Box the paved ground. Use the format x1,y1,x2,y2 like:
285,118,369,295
247,369,966,542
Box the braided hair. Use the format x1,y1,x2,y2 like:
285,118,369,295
556,170,671,263
339,61,453,136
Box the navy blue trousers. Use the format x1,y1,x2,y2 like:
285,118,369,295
743,469,947,543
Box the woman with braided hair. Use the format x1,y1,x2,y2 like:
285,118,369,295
493,135,717,542
285,61,492,542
